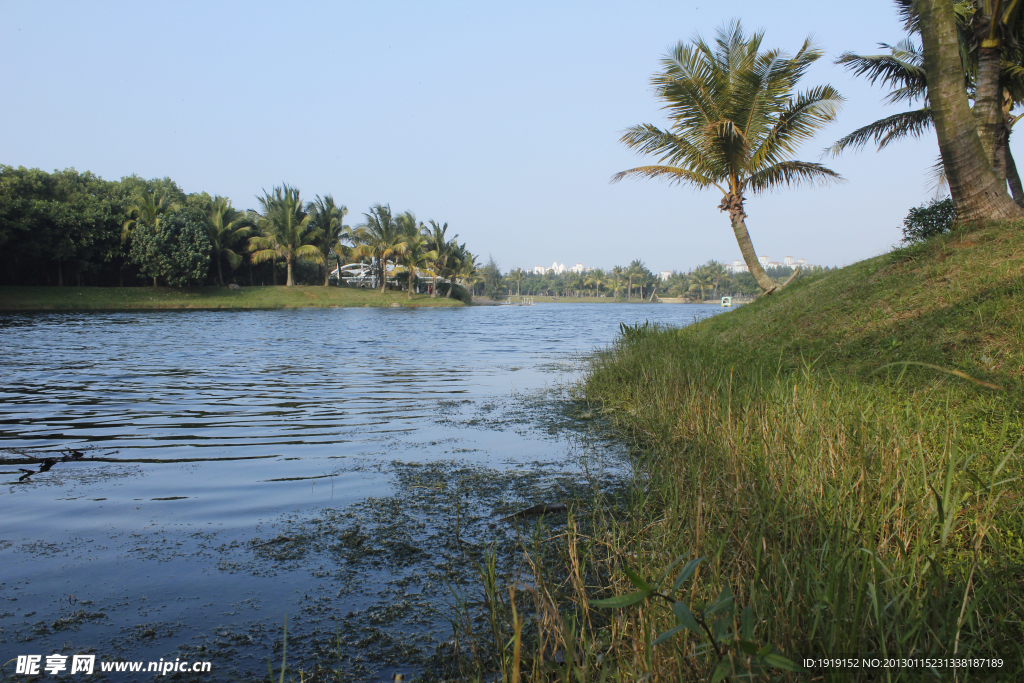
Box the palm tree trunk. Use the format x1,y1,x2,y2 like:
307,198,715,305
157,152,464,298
217,256,225,287
1001,137,1024,206
286,255,294,286
917,0,1022,222
432,274,437,297
975,45,1003,174
57,261,63,287
720,193,778,293
408,270,414,299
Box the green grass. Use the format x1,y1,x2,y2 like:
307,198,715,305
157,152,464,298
0,285,466,310
455,222,1024,682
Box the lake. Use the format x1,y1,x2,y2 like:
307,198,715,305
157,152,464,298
0,303,725,681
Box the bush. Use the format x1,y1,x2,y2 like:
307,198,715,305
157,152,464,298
129,213,211,286
902,197,956,243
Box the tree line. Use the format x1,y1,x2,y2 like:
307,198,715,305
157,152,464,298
0,166,480,298
492,259,829,301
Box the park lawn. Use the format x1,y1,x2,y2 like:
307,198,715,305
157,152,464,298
0,285,466,310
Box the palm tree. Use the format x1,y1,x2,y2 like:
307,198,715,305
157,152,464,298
354,204,409,293
396,232,438,299
506,267,527,298
916,0,1023,221
613,21,843,294
455,247,481,296
585,268,607,297
688,265,715,301
626,259,645,300
830,12,1024,207
250,184,322,287
203,196,252,287
425,220,458,297
307,195,349,286
122,192,178,286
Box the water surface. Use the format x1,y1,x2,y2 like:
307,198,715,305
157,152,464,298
0,303,725,680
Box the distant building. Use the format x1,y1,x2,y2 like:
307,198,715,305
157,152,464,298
659,271,672,281
727,260,749,274
533,266,547,275
731,254,815,272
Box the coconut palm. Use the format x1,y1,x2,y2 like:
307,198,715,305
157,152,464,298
505,267,527,298
307,195,349,286
396,232,438,299
688,265,716,301
916,0,1024,220
830,16,1024,206
424,220,458,297
249,185,323,287
354,204,409,293
203,196,252,287
626,259,646,299
585,268,607,297
613,21,843,294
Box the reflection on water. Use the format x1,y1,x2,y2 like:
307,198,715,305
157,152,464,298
0,304,725,680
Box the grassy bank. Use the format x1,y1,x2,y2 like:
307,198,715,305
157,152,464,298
463,223,1024,682
0,286,466,310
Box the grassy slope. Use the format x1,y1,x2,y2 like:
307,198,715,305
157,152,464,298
693,222,1024,390
0,286,465,310
567,223,1024,681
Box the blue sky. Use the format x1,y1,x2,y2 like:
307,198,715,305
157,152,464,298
0,0,974,272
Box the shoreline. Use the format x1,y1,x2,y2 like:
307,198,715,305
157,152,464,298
0,286,467,311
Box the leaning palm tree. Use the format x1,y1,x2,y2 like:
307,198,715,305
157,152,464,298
354,204,409,293
307,195,349,285
203,196,252,287
250,184,323,286
613,21,843,294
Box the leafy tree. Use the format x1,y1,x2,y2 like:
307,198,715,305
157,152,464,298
613,21,843,294
203,196,252,287
250,184,322,286
307,195,349,286
688,264,716,301
482,255,504,299
129,212,211,286
585,268,607,297
902,197,956,242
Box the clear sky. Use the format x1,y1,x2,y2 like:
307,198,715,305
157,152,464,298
0,0,987,272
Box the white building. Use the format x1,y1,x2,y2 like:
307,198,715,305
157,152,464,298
659,270,673,281
726,260,749,274
533,266,547,275
730,255,814,272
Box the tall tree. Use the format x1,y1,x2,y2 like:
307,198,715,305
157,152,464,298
122,191,179,286
613,21,843,294
425,220,457,297
354,204,409,293
250,184,322,286
397,232,438,299
203,196,252,287
916,0,1024,221
506,267,526,298
307,195,349,286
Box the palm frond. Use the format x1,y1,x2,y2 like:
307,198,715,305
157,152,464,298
610,165,722,192
826,107,932,157
745,160,843,194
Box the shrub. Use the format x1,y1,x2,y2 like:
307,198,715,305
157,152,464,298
901,197,956,243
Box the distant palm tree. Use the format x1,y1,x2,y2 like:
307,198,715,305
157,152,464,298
396,232,438,299
250,184,323,286
585,268,607,297
354,204,409,293
425,220,458,297
688,265,715,301
307,195,349,286
506,267,527,298
203,196,252,287
626,259,646,300
613,21,843,294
